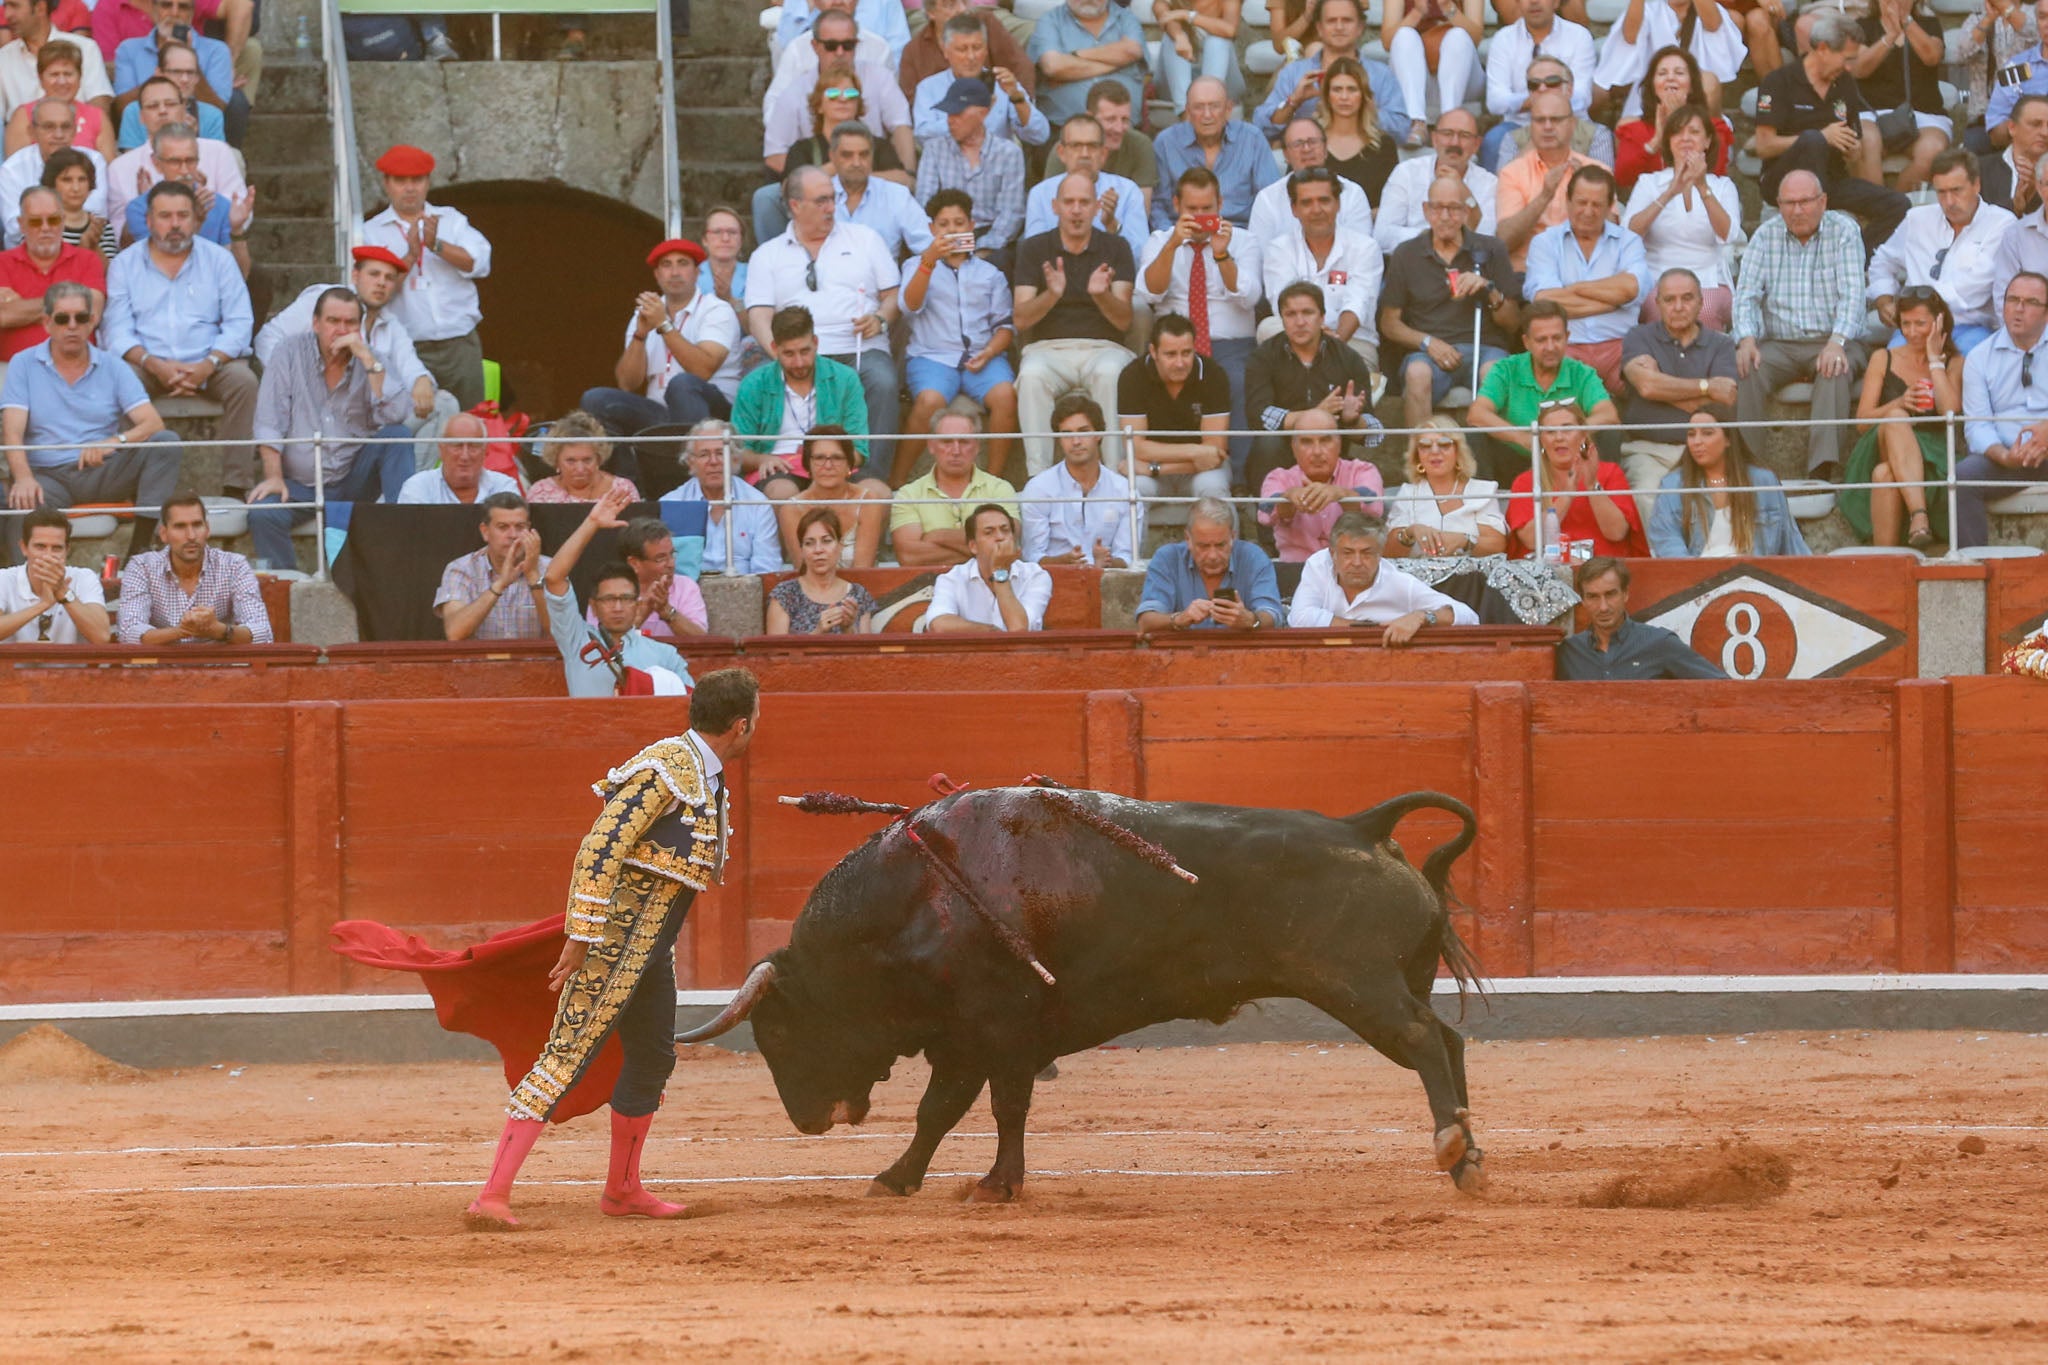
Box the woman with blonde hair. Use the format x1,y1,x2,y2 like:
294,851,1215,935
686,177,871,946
1385,416,1506,557
1315,57,1397,203
527,411,641,504
776,426,890,567
766,507,878,635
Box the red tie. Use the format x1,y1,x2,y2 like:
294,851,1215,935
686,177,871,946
1188,247,1211,357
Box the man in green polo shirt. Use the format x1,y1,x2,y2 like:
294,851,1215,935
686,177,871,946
890,408,1022,565
1467,299,1620,480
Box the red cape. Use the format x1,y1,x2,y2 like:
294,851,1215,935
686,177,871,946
330,915,619,1122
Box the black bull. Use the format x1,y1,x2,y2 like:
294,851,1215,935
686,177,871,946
678,787,1488,1202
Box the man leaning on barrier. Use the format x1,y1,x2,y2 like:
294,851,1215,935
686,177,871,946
116,488,272,645
1286,511,1477,638
436,490,549,643
1135,494,1282,633
1555,555,1721,680
890,408,1020,567
0,504,108,643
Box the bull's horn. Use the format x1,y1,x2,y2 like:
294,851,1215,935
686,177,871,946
674,959,777,1044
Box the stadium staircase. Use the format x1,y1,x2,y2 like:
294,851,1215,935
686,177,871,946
675,1,768,234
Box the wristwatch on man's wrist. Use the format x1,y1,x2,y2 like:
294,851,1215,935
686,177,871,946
991,568,1011,584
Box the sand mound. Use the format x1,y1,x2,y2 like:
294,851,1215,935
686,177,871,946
0,1024,144,1085
1581,1140,1792,1209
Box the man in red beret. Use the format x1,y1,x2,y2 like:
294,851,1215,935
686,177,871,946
579,236,742,448
359,144,493,412
253,245,443,435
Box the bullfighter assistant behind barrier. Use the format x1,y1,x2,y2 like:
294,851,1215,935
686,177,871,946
465,667,762,1230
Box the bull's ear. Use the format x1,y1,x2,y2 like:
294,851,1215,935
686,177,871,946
674,958,777,1045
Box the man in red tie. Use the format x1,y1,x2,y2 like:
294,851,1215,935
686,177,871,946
1136,166,1259,489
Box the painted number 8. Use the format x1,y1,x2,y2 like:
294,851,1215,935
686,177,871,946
1721,601,1766,680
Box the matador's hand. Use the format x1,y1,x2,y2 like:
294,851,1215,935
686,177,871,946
548,938,590,991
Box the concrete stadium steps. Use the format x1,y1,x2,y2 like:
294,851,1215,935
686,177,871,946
680,53,766,108
674,0,767,224
241,55,337,332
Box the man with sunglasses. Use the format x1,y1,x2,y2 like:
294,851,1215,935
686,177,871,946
775,0,910,69
1372,108,1497,253
0,505,108,642
1956,271,2048,548
1481,0,1596,170
1869,149,2015,357
1491,56,1616,173
0,184,104,381
762,10,913,181
0,97,106,246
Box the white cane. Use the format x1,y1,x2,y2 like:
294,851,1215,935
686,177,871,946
1470,308,1483,397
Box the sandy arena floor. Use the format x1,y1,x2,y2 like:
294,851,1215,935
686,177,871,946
5,1029,2048,1361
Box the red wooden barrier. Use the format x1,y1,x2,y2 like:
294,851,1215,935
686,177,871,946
1984,557,2048,667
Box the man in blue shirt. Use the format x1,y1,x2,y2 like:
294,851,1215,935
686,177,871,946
113,0,245,148
121,125,249,263
828,124,933,262
1523,165,1651,398
1150,77,1281,232
1135,495,1283,631
1556,557,1723,680
1957,271,2048,547
1252,0,1410,144
662,419,786,575
543,484,694,697
1027,0,1147,130
900,188,1017,485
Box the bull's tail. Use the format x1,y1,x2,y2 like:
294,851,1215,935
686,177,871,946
1343,791,1487,1019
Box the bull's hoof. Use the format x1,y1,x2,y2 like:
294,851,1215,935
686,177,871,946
1433,1123,1469,1172
866,1176,915,1198
967,1180,1017,1204
1450,1153,1489,1196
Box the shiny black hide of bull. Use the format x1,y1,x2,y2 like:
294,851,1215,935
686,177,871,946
699,787,1485,1202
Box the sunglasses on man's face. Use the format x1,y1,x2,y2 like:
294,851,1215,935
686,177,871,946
48,312,90,326
1529,74,1569,89
19,214,60,229
816,37,857,51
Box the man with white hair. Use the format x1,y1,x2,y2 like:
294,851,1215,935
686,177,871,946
1751,11,1907,254
1151,76,1278,233
1286,510,1476,636
1371,109,1497,253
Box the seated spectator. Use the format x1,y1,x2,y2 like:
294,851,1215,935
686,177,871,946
1024,114,1148,262
1733,171,1869,481
666,419,786,575
900,0,1034,107
768,506,877,634
581,237,740,441
1960,0,2038,154
1121,312,1231,509
1648,410,1809,557
397,413,520,505
1494,55,1617,173
1383,416,1508,558
914,78,1028,268
1495,91,1600,273
776,88,914,197
1996,151,2048,309
824,123,933,264
1379,175,1518,439
1619,106,1742,332
1750,13,1906,255
1957,273,2048,549
1134,494,1283,631
435,490,547,641
766,12,909,176
1248,279,1380,491
777,425,890,566
699,204,751,331
1151,76,1278,233
1,281,176,559
527,411,640,506
254,249,432,423
115,489,271,644
246,287,413,570
776,0,911,68
1027,0,1147,136
1045,80,1158,223
913,14,1049,148
43,147,115,260
358,145,493,412
1288,510,1479,635
1154,0,1244,116
1555,555,1722,679
120,124,250,273
1848,0,1950,194
0,504,107,642
1482,0,1596,170
0,184,103,376
600,513,708,641
1469,301,1616,479
1383,0,1481,152
1255,0,1410,145
730,304,869,493
1869,150,2017,358
1259,167,1382,367
0,1,109,126
112,0,238,132
1138,167,1259,480
1506,401,1647,559
1612,46,1731,197
1251,117,1373,250
540,487,691,695
1020,392,1133,567
926,502,1049,632
105,75,236,233
1316,57,1398,203
1618,267,1739,497
1524,164,1650,394
1842,288,1963,549
115,41,224,152
900,188,1018,483
1592,0,1745,124
1259,408,1384,561
1013,171,1135,476
1372,109,1498,253
3,39,110,161
890,408,1020,564
0,98,103,245
105,181,254,488
1985,95,2048,216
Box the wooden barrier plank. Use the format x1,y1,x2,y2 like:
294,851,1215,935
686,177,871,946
0,932,287,1002
1953,910,2048,971
1472,682,1533,975
1526,681,1897,734
1140,737,1472,812
1084,690,1143,797
287,703,345,993
1533,908,1897,974
1533,822,1895,913
1530,733,1895,823
1139,684,1475,743
1894,680,1954,973
1983,557,2048,661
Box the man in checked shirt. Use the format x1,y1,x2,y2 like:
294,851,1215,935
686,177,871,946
114,489,272,644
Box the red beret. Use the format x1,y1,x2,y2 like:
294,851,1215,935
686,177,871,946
350,245,409,273
646,237,706,268
375,144,435,177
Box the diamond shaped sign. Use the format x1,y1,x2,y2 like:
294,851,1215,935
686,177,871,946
1634,564,1907,679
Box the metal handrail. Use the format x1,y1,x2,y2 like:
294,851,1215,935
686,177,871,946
320,0,363,273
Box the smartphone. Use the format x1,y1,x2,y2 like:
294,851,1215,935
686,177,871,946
979,65,994,85
948,232,977,251
171,22,191,41
1214,587,1238,603
1192,213,1221,235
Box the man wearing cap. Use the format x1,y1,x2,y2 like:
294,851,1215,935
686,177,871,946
106,75,244,233
580,236,743,442
360,144,493,411
912,13,1049,149
253,245,442,437
914,77,1027,266
745,164,901,449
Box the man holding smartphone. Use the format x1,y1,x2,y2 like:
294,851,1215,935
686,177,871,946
1134,494,1283,632
899,187,1018,483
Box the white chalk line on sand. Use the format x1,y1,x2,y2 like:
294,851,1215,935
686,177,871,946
34,1168,1293,1198
6,1121,2044,1165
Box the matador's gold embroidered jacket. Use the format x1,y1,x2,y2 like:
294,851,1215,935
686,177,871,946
564,735,723,943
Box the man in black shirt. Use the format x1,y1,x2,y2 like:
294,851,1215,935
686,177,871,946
1555,557,1724,681
1752,11,1908,252
1984,94,2048,214
1117,311,1232,508
1013,171,1137,476
1246,280,1382,491
1377,174,1520,436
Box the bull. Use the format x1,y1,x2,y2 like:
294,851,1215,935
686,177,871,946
677,786,1487,1202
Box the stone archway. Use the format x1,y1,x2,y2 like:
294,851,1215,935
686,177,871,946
422,181,665,421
